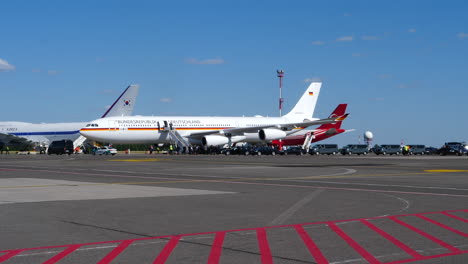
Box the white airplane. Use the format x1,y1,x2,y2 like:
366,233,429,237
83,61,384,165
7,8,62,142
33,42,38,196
0,85,139,146
80,82,348,147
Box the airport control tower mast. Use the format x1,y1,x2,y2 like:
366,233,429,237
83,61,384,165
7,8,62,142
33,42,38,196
277,70,284,116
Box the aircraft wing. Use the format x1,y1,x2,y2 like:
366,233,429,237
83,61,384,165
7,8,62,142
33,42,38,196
188,114,349,138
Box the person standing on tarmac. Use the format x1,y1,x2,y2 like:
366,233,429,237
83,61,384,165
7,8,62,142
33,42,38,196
169,144,174,155
403,145,410,155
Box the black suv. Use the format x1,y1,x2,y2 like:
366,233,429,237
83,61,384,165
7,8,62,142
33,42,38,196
47,140,74,155
221,146,252,156
439,142,467,156
251,146,280,156
281,146,307,155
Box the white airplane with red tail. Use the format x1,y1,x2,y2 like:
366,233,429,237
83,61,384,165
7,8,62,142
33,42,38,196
272,104,354,149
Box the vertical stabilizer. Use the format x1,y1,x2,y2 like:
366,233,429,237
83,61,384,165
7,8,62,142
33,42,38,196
317,104,347,130
101,84,140,118
284,82,321,119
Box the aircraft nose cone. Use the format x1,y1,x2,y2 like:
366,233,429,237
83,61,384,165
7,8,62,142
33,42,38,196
79,129,90,137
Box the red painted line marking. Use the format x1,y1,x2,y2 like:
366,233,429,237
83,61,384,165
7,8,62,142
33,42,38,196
2,209,468,254
257,228,273,264
417,215,468,238
360,219,423,259
294,225,329,264
442,212,468,223
328,223,381,264
207,232,225,264
389,217,461,253
0,209,467,264
96,240,135,264
0,250,24,263
153,236,181,264
42,244,81,264
385,250,468,264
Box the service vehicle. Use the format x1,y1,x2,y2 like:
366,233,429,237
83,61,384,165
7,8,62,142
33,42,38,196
341,144,369,155
309,144,339,155
281,146,307,155
407,145,426,155
439,142,467,156
94,146,118,156
47,140,74,155
250,146,280,156
374,145,402,155
221,146,252,156
424,147,438,155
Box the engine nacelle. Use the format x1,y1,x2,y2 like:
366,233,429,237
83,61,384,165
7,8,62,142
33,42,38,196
325,128,337,136
259,129,287,141
202,135,229,146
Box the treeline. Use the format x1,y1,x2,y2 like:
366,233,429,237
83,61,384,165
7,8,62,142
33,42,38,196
0,134,34,151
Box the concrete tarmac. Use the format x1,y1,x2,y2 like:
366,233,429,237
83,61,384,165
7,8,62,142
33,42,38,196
0,154,468,263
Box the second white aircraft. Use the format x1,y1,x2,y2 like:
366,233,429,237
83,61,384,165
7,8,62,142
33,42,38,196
80,82,348,146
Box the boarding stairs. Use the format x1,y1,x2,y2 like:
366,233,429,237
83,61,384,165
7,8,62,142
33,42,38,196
168,129,191,149
73,135,87,149
159,122,191,149
302,132,314,150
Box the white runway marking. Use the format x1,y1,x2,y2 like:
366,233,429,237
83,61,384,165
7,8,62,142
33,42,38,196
377,193,411,217
298,179,468,191
269,189,325,226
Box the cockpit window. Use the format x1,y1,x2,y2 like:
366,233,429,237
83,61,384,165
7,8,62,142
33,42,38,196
86,124,91,127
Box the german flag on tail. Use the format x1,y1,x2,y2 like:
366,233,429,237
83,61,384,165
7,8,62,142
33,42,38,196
335,113,349,121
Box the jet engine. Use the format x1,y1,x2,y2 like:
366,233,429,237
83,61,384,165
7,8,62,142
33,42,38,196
325,128,337,136
259,129,287,141
202,135,229,146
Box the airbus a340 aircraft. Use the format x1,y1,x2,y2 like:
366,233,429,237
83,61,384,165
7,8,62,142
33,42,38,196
80,82,348,147
0,85,139,146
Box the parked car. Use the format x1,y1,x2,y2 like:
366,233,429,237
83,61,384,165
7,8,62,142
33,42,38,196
251,146,280,156
407,145,426,155
341,144,369,155
221,146,252,156
424,147,439,155
374,145,402,155
94,146,118,156
47,140,74,155
309,144,339,155
438,142,467,156
281,146,307,155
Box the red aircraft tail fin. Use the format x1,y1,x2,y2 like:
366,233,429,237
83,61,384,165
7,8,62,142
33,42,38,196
319,104,347,130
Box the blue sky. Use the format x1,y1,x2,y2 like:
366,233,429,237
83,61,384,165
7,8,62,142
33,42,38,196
1,0,467,147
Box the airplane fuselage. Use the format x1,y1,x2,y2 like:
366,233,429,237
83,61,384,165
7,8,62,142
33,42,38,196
0,121,85,144
81,115,312,144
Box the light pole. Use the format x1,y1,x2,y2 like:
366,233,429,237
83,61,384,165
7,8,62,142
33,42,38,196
277,70,284,117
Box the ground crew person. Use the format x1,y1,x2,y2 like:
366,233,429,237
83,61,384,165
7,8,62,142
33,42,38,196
403,145,410,155
169,144,174,155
